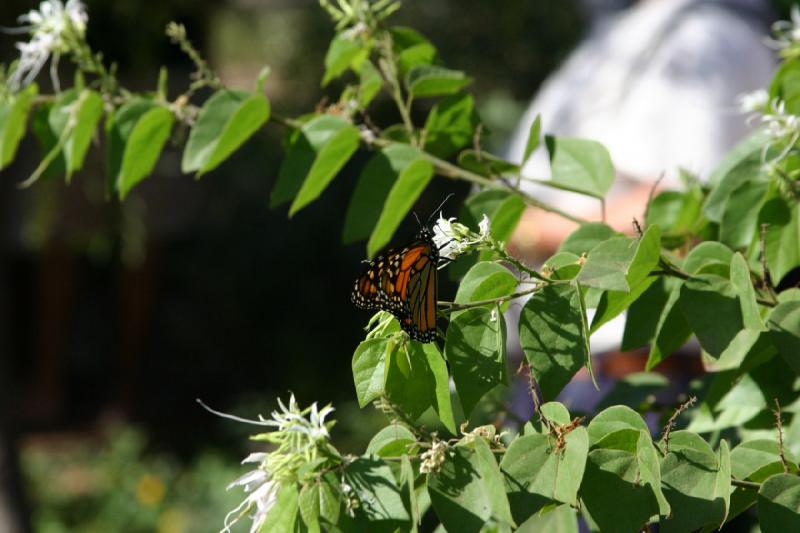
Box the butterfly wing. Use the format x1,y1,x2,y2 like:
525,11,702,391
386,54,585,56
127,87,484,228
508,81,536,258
351,230,439,342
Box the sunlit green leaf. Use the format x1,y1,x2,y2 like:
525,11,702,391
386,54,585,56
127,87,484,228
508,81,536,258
406,65,471,98
545,136,614,198
118,106,174,199
343,143,419,243
367,157,433,257
0,83,37,170
290,124,360,216
182,89,270,175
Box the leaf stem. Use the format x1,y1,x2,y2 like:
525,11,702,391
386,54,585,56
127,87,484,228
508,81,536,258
438,284,544,313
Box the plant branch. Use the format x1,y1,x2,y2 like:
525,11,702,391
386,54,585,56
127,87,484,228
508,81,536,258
438,284,545,313
660,395,697,454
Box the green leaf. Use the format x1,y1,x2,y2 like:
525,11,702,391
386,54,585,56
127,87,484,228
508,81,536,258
271,115,350,207
545,136,614,198
419,343,457,434
770,60,800,114
768,301,800,374
423,92,478,158
106,98,159,195
679,274,745,357
659,437,730,533
289,124,360,216
429,443,512,532
483,194,525,249
367,157,434,257
182,89,270,175
299,483,321,533
638,431,671,515
352,338,389,407
558,223,619,256
683,241,735,275
719,179,768,249
399,455,419,531
727,440,796,524
522,114,541,165
590,225,661,330
473,438,514,526
390,26,438,75
385,343,435,419
118,106,174,199
758,474,800,533
704,131,769,222
501,427,588,523
580,449,660,533
262,483,299,531
406,65,471,98
454,262,518,310
323,34,366,85
367,424,417,457
0,83,37,170
730,252,765,331
519,284,587,401
645,279,692,369
759,197,800,283
445,307,507,417
574,242,629,292
356,60,382,109
587,405,649,446
517,504,577,533
30,102,65,179
343,143,419,243
343,457,410,525
45,89,104,180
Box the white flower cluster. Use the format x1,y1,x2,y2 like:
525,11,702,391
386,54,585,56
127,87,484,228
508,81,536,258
7,0,87,91
770,5,800,51
221,394,335,533
738,89,800,145
419,439,449,474
432,213,491,260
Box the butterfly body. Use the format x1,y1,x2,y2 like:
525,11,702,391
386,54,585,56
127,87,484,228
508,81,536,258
351,228,439,342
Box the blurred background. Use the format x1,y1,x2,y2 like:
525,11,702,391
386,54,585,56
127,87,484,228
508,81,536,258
0,1,793,531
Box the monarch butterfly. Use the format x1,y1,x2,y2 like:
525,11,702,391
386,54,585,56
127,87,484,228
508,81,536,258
351,227,440,343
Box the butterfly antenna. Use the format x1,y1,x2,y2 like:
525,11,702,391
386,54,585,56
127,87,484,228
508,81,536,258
412,211,422,228
426,193,455,226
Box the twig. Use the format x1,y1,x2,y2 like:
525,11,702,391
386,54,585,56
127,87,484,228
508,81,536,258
472,123,484,157
633,218,644,237
643,171,666,225
731,478,762,490
661,395,697,453
774,398,789,474
377,34,415,141
438,285,545,313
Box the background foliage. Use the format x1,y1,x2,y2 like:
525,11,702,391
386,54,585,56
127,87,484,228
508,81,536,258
2,0,800,532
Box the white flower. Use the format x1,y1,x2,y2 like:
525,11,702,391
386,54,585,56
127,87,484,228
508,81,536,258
7,1,88,91
223,470,279,533
770,6,800,50
432,213,493,260
738,89,769,114
760,98,800,140
210,394,337,533
420,439,448,474
478,214,491,238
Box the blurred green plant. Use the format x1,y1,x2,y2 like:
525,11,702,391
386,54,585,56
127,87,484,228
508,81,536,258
22,425,244,533
4,0,800,531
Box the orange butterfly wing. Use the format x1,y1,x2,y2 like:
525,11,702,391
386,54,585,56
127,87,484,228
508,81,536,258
351,229,439,342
